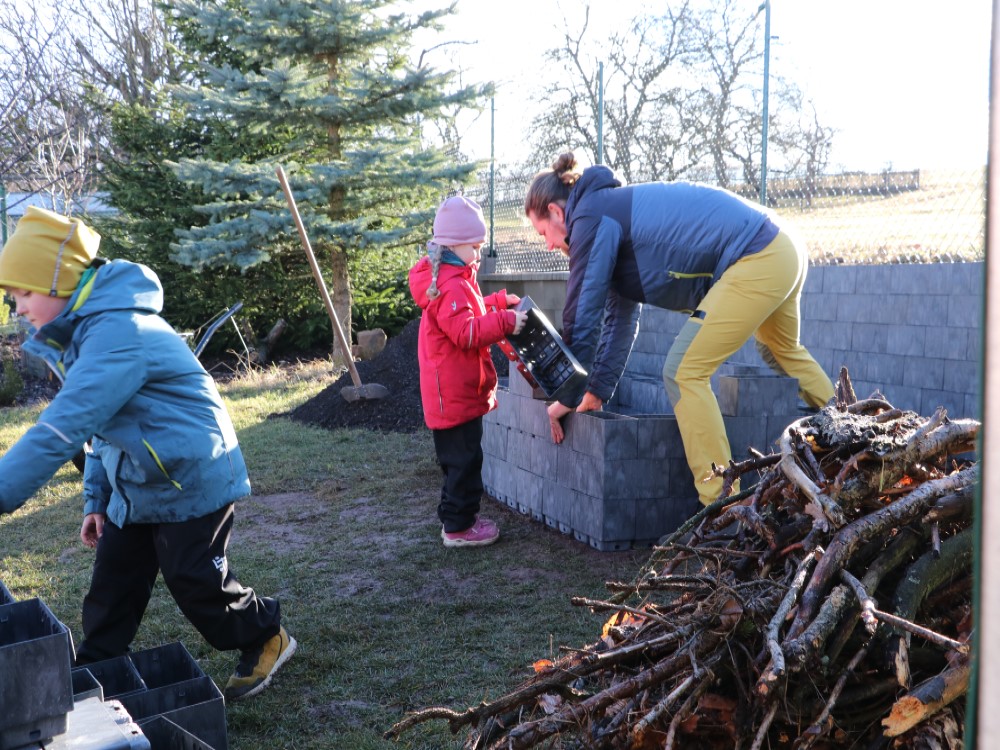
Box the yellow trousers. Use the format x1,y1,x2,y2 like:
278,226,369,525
663,231,835,505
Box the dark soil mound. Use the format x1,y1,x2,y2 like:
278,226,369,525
287,319,424,433
286,318,512,433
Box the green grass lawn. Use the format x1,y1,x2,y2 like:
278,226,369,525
0,363,648,749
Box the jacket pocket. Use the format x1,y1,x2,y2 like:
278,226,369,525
112,424,182,492
434,370,445,415
142,439,183,490
661,271,713,313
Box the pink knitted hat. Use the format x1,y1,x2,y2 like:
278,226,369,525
432,196,487,246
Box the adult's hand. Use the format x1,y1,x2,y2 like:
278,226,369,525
577,391,604,413
81,513,105,549
547,401,572,444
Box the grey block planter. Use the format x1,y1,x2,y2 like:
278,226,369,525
484,361,805,549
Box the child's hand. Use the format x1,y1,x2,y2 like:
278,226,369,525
81,513,105,549
547,401,572,443
512,310,528,335
505,293,521,307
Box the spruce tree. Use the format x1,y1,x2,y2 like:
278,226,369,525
95,0,328,352
167,0,488,358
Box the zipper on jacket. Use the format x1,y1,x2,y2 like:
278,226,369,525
435,371,444,414
142,439,183,490
667,270,713,279
113,453,132,525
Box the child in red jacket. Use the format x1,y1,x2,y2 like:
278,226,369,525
408,196,526,547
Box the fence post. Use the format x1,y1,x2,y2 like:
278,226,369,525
759,0,771,206
489,95,496,257
597,62,604,165
0,181,7,244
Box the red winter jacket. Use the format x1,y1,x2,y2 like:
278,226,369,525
408,255,517,430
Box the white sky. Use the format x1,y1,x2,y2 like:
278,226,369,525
418,0,992,173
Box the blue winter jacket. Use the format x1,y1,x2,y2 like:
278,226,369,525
560,165,775,407
0,259,250,525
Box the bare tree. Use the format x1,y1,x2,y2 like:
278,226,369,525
525,4,704,183
0,0,183,210
69,0,181,107
690,0,764,188
416,42,490,165
523,0,834,196
770,91,835,206
0,1,96,209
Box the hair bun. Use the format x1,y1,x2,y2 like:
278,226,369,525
553,152,577,173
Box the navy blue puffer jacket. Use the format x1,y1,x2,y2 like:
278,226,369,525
560,166,773,407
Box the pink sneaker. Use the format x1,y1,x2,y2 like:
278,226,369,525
441,516,500,548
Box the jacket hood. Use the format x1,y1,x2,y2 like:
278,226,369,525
408,255,471,310
72,259,164,317
565,165,622,220
31,259,164,348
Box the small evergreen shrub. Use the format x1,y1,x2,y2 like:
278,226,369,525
0,356,24,406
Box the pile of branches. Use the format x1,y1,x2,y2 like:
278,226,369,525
387,370,979,749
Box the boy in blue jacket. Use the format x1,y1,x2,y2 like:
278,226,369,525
0,206,295,701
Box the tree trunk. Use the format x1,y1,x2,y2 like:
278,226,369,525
328,244,352,365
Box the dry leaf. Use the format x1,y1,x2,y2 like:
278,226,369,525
537,693,562,715
532,659,554,674
719,598,743,630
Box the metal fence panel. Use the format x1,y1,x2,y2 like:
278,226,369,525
467,166,985,275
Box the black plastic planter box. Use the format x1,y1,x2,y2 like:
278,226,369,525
72,667,105,703
122,676,227,750
503,296,587,402
139,715,217,750
129,642,205,690
83,654,148,700
0,598,74,750
0,580,13,606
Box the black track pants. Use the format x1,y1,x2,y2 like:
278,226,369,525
433,417,484,533
75,503,280,664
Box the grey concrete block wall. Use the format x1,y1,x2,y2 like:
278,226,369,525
484,363,800,549
484,369,700,550
801,262,982,418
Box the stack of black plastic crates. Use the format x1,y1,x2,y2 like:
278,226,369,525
0,578,226,750
498,296,587,403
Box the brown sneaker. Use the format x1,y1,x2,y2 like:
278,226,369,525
224,626,297,701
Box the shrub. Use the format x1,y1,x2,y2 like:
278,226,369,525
0,355,24,406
